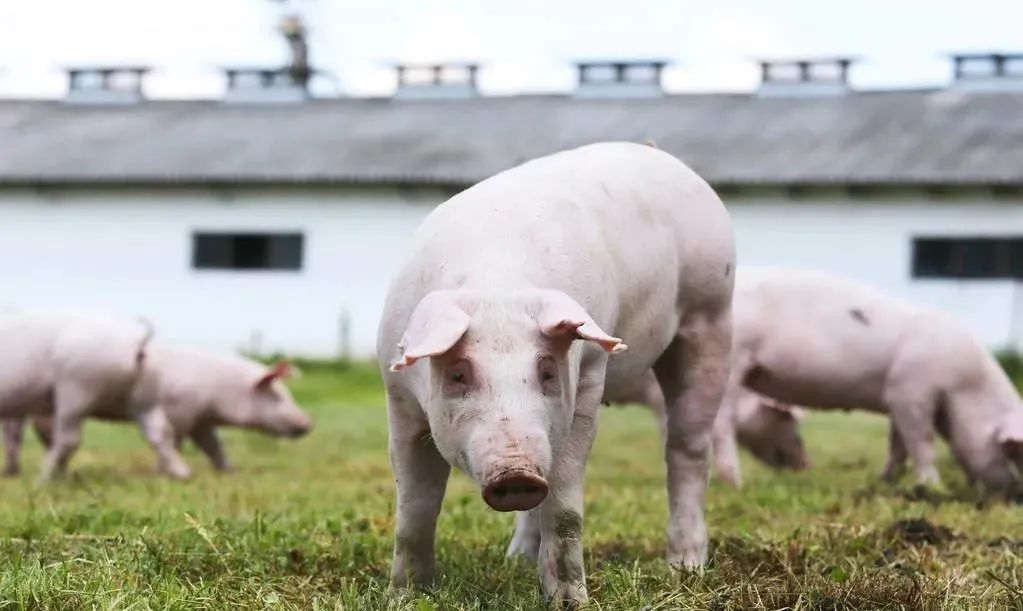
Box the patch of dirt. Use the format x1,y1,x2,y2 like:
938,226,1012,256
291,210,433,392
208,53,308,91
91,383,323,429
887,518,956,545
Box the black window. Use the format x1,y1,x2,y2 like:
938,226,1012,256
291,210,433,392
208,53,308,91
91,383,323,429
192,232,303,271
911,237,1023,279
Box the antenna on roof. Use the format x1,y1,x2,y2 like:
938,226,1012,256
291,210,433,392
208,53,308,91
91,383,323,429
268,0,314,82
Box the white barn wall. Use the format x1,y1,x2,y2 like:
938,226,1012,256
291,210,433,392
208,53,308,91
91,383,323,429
1,186,1022,357
0,186,440,358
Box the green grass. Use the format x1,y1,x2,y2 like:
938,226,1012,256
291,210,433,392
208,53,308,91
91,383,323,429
0,362,1020,610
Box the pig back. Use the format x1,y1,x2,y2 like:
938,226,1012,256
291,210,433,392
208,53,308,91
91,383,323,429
0,313,62,414
734,270,914,410
386,142,734,392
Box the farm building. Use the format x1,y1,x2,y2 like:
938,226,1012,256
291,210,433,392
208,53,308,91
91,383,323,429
1,55,1022,357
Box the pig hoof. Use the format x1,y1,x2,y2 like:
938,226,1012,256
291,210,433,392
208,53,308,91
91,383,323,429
546,583,587,609
668,547,707,572
3,466,19,478
166,465,192,480
715,466,742,488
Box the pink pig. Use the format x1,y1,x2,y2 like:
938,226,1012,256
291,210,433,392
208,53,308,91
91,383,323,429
722,267,1023,492
3,345,312,476
378,142,735,606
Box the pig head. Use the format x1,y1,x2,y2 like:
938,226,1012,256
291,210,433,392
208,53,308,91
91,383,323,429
225,361,313,438
389,289,624,511
734,396,810,471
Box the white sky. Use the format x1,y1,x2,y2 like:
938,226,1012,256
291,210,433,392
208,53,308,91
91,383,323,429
0,0,1021,98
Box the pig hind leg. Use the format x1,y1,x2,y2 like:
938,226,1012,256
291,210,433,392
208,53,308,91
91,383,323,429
2,418,25,477
506,508,541,561
191,425,230,472
39,381,95,481
653,309,732,569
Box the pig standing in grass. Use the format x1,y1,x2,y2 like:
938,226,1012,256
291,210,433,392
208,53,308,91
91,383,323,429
3,348,312,476
720,268,1023,492
0,311,189,480
378,142,734,606
607,369,809,486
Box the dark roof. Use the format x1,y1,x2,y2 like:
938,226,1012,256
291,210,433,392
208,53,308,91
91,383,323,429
1,89,1021,187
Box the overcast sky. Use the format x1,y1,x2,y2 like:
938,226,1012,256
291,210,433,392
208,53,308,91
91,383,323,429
0,0,1020,98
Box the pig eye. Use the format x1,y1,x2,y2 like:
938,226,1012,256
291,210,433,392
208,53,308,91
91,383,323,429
442,360,473,396
537,355,558,394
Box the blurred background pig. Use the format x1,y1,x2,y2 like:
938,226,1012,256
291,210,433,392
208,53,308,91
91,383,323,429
0,311,189,480
725,267,1023,493
2,346,312,476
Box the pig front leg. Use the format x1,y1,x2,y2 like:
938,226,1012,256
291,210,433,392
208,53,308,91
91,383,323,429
886,402,940,486
538,402,598,608
389,394,450,588
881,423,908,482
653,310,732,569
191,425,231,472
2,418,25,477
39,411,82,482
137,407,191,479
711,397,742,487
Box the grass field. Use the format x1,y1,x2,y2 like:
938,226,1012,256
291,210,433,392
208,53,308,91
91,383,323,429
0,361,1020,610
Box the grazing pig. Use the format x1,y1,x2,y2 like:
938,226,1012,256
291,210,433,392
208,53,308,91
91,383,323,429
724,267,1023,492
2,348,312,476
0,311,189,480
711,391,808,487
606,369,809,486
378,142,734,606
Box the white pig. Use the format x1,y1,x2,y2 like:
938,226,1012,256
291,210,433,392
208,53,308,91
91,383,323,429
606,369,809,486
378,142,734,606
0,311,189,480
721,267,1023,492
3,347,312,475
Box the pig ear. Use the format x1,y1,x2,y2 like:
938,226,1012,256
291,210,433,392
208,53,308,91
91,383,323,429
763,399,801,420
255,361,294,391
390,291,471,372
998,412,1023,460
533,290,627,354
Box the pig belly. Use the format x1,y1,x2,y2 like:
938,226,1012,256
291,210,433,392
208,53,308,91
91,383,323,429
0,377,52,417
744,361,887,412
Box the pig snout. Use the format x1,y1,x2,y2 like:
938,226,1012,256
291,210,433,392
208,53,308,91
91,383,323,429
482,469,548,512
266,411,313,438
285,413,313,438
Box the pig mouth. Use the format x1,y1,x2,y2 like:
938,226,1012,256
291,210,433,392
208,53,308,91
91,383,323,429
481,469,549,512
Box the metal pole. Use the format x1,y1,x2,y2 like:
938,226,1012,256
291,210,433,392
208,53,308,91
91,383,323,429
338,307,351,363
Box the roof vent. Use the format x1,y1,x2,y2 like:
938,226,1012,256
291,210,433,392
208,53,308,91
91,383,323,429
951,53,1023,92
574,60,666,98
222,67,310,103
393,63,480,99
64,66,148,105
757,57,853,97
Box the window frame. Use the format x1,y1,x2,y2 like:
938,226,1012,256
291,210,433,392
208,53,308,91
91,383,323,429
191,231,304,272
911,236,1023,280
